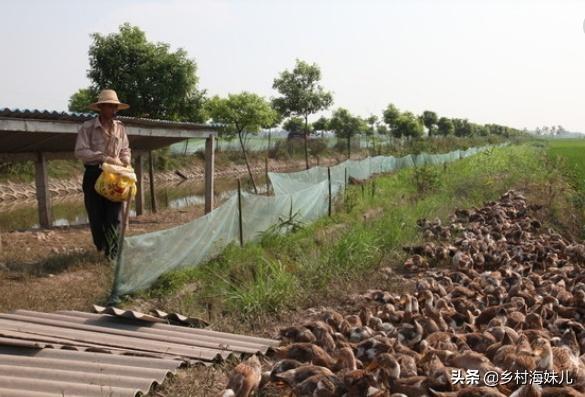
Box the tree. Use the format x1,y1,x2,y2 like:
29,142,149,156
312,116,330,132
329,108,362,158
476,125,489,136
272,59,333,169
365,115,378,136
68,88,97,112
437,117,454,136
421,111,438,136
73,23,205,121
205,92,278,193
283,116,309,136
383,103,401,130
394,112,424,139
452,118,473,137
376,123,390,135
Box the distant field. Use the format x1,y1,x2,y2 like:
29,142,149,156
547,138,585,189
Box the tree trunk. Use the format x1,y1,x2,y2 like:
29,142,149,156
304,116,310,170
347,136,351,159
238,131,258,194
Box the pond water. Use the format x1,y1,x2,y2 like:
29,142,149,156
0,175,268,231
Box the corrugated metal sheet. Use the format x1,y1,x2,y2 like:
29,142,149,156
0,107,220,131
94,305,209,328
0,346,180,397
0,309,278,396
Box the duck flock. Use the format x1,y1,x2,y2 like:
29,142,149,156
221,191,585,397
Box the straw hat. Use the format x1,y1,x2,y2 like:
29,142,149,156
89,89,130,111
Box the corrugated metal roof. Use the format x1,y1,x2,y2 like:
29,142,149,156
0,309,278,396
0,107,221,131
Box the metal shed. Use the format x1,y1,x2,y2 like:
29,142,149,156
0,108,219,227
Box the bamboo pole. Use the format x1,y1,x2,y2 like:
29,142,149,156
108,195,133,305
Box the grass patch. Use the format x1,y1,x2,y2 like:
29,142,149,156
547,138,585,190
132,141,569,323
546,138,585,237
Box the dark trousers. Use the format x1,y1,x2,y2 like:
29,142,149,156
82,165,122,258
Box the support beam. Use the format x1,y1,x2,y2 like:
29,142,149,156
34,152,52,228
135,154,144,216
204,135,215,214
148,151,157,213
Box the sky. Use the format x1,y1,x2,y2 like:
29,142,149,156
1,0,585,132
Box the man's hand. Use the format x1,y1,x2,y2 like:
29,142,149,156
104,156,124,166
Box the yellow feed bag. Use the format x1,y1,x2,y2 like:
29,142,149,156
95,163,138,202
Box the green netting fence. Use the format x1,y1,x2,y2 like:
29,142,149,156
170,135,395,154
110,143,505,299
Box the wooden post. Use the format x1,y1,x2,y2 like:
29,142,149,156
135,154,144,216
35,152,52,228
237,178,243,247
204,135,215,214
148,151,157,214
328,167,332,217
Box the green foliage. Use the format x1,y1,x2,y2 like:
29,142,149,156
205,92,278,192
312,116,330,132
283,116,309,135
221,258,300,315
413,165,443,194
272,59,333,168
548,139,585,192
452,118,473,137
365,115,378,136
394,112,424,139
329,108,362,139
329,108,364,157
68,88,97,113
437,117,454,136
383,103,401,129
272,60,333,121
205,92,277,136
80,23,205,121
376,123,390,135
421,110,438,136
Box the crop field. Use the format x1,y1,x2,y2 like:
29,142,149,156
547,138,585,190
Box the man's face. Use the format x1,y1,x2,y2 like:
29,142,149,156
98,103,118,119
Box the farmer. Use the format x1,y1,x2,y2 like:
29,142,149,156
74,89,131,260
